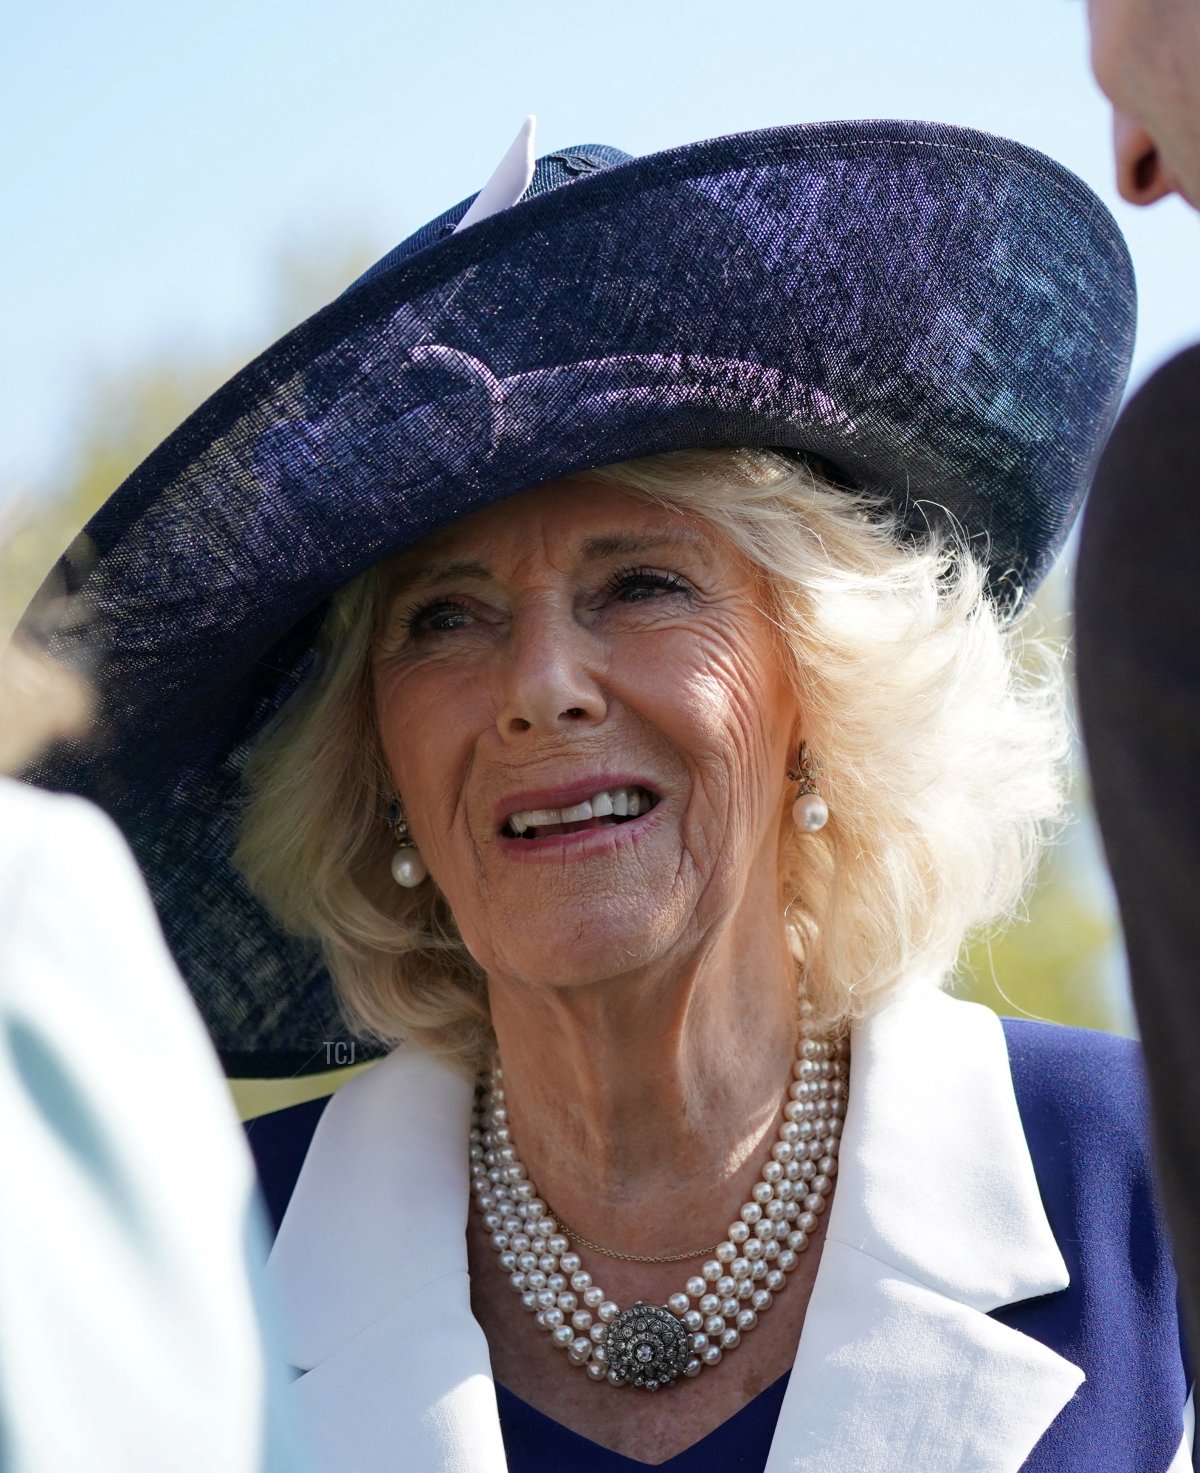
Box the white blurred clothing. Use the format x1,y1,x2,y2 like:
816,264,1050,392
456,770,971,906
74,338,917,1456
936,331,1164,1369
0,776,304,1472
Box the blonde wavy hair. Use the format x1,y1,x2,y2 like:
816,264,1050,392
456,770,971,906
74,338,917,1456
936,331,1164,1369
235,449,1068,1073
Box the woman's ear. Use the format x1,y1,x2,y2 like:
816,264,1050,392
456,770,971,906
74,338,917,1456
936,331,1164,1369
784,719,807,778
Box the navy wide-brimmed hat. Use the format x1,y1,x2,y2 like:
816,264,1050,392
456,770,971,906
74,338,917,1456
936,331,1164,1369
25,118,1135,1077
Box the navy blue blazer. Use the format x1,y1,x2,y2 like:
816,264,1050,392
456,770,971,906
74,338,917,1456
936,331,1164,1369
245,1018,1193,1471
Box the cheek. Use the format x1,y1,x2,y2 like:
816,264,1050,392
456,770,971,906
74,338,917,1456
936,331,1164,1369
372,669,416,789
372,664,479,828
646,623,794,826
1087,0,1143,105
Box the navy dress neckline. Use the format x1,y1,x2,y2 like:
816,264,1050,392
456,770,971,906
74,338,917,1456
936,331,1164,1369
494,1369,792,1471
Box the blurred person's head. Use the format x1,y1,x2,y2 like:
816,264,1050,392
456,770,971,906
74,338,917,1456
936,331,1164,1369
1086,0,1200,208
0,638,89,775
0,528,91,774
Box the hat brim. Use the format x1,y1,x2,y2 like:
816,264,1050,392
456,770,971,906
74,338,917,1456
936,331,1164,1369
29,120,1134,1075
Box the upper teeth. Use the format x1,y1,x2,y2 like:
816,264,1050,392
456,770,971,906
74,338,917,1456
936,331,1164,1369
506,786,654,834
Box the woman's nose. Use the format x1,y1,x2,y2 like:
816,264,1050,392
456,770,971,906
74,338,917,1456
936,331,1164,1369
1112,111,1181,206
496,607,607,738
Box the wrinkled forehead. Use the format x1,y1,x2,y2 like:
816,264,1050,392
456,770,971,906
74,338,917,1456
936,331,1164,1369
380,475,725,587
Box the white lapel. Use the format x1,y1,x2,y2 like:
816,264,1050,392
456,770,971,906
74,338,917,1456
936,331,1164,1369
765,986,1083,1472
266,1046,506,1473
267,988,1083,1473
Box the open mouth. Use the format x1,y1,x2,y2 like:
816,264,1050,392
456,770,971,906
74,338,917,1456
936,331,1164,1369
501,786,660,840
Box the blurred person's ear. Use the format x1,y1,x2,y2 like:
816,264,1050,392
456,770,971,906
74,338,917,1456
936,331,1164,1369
1113,111,1183,205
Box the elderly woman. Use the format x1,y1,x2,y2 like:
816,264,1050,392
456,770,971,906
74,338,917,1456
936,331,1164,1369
23,121,1191,1470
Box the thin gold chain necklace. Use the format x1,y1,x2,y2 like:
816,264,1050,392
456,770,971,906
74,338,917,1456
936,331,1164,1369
539,1204,720,1265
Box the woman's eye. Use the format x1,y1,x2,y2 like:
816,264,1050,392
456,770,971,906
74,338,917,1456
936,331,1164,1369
402,598,475,636
604,567,692,604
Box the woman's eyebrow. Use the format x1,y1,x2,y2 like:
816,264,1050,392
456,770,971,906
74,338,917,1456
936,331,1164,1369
578,528,709,561
392,557,493,593
389,529,710,598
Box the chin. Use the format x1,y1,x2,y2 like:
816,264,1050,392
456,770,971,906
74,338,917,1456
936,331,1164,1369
469,912,683,993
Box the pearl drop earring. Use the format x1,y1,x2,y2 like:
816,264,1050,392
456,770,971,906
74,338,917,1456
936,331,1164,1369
387,797,428,888
787,743,829,833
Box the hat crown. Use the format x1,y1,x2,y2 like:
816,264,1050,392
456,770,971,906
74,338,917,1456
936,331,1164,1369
344,144,632,295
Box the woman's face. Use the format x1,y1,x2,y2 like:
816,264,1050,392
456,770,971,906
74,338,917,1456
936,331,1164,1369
371,477,802,988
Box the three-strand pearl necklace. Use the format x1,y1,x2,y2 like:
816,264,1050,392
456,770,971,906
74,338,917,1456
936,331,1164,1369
469,1031,849,1391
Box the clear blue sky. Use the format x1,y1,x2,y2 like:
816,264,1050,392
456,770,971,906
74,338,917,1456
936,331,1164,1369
3,0,1198,498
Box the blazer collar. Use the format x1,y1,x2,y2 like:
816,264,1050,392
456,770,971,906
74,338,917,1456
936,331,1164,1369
267,1046,507,1471
765,985,1082,1472
267,988,1081,1472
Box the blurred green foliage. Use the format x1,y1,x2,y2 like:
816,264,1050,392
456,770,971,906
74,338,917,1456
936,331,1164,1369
2,234,380,639
2,238,1132,1116
956,813,1128,1034
2,355,238,637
